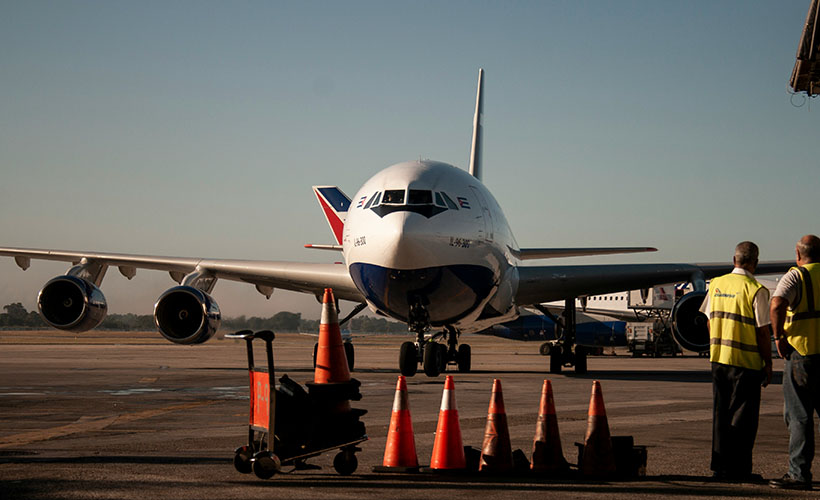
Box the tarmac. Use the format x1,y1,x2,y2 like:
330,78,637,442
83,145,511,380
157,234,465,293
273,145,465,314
0,330,817,499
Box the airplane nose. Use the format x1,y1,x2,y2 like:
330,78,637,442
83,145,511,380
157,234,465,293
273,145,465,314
380,212,441,269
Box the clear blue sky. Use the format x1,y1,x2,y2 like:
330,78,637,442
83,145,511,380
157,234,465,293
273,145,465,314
1,1,816,318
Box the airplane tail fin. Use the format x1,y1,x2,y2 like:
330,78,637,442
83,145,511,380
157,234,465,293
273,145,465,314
468,68,484,180
312,186,351,245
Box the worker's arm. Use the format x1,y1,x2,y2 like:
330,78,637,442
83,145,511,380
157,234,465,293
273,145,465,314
756,324,773,387
770,296,792,359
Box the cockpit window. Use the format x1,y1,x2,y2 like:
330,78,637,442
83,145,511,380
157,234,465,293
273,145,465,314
434,192,446,207
408,190,433,205
382,190,405,204
440,192,459,210
363,191,379,210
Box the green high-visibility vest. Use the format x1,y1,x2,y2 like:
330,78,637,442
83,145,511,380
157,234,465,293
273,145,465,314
785,263,820,356
708,273,764,369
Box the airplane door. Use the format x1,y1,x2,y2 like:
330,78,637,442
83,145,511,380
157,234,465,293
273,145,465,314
469,186,494,242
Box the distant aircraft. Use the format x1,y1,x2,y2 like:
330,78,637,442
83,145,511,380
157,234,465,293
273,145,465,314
0,69,793,376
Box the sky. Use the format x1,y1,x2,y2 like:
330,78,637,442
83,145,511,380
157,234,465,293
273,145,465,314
0,1,817,320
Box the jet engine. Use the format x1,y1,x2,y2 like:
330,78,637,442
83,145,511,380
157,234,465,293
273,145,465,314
37,275,108,332
671,290,709,353
154,286,221,345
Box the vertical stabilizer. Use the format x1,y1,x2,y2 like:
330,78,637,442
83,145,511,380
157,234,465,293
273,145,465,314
468,68,484,180
312,186,351,245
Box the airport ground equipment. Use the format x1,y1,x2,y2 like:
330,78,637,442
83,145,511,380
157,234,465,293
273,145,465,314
626,321,681,357
228,330,367,479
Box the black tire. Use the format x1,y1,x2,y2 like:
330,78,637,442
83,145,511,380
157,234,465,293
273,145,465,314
438,343,448,373
549,345,563,374
344,342,355,372
252,452,280,480
457,344,472,372
233,446,253,474
539,342,551,356
575,346,588,374
399,341,417,377
333,450,358,476
423,342,442,377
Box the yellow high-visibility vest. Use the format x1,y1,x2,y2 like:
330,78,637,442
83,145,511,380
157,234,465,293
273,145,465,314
708,273,764,369
785,263,820,356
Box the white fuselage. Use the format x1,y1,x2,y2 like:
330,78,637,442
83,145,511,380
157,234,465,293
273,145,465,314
341,160,520,332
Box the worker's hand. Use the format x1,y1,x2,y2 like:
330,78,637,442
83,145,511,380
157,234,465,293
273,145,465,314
775,338,792,360
762,362,772,388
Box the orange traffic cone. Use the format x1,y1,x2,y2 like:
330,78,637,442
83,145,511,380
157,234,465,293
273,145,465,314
374,375,419,472
531,380,568,474
429,375,466,470
479,379,513,473
314,288,350,384
579,380,616,477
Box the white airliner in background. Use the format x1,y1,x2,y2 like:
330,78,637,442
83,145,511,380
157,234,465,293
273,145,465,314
0,69,793,376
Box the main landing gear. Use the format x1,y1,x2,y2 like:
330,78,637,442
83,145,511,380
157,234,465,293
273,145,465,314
399,326,472,377
534,298,588,375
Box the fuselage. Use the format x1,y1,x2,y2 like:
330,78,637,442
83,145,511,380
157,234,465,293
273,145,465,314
342,160,520,332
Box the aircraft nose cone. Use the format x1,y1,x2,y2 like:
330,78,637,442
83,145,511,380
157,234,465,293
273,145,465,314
380,212,440,269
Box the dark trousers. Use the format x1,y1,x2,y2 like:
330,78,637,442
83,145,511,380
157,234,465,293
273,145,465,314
783,351,820,483
711,362,762,474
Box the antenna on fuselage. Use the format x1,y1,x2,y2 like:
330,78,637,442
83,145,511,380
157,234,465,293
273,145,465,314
468,68,484,180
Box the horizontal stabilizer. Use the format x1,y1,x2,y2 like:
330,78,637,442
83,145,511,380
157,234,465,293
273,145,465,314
304,244,343,251
516,247,657,260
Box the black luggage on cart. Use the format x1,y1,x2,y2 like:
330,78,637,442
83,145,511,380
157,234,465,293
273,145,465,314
228,330,367,479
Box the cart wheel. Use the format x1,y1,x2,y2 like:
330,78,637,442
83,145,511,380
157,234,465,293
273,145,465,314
333,450,358,476
252,451,281,480
233,445,253,474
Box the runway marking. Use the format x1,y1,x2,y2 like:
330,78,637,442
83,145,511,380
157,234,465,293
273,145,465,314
0,400,219,448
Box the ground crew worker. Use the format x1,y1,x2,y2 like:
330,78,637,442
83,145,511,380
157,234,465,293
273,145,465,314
769,234,820,491
699,241,773,481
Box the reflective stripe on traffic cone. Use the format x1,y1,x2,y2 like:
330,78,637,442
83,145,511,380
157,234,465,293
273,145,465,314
531,379,568,473
374,375,419,472
430,375,466,470
479,379,513,473
580,380,616,477
314,288,351,384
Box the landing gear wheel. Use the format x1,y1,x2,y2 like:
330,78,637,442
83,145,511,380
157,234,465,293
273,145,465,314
233,445,253,474
252,451,280,480
344,341,355,372
423,342,443,377
539,342,551,356
437,343,448,374
457,344,472,372
333,450,358,476
399,341,418,377
549,345,563,374
575,346,588,374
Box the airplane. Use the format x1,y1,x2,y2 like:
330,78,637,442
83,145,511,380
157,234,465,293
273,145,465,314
0,69,794,377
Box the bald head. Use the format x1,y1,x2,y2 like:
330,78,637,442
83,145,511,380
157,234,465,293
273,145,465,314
733,241,759,271
796,234,820,264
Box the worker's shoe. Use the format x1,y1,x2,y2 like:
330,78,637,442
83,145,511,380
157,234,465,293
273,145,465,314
769,473,811,490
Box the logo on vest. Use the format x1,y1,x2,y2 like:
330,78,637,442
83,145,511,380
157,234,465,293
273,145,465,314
713,288,736,299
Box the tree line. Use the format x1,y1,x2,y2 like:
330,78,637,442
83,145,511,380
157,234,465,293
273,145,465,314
0,303,408,334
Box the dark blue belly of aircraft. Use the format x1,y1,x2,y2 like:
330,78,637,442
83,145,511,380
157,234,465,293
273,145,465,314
349,263,496,326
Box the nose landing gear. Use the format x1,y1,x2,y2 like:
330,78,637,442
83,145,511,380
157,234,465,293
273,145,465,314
398,322,471,378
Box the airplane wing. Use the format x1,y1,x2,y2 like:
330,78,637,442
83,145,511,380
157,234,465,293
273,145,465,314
0,247,364,302
515,261,793,305
515,246,657,260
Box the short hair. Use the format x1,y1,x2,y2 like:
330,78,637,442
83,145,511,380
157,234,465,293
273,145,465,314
734,241,759,267
797,235,820,262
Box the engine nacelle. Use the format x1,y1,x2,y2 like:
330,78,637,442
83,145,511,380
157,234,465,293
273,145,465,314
154,286,221,345
37,275,108,332
671,290,709,353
